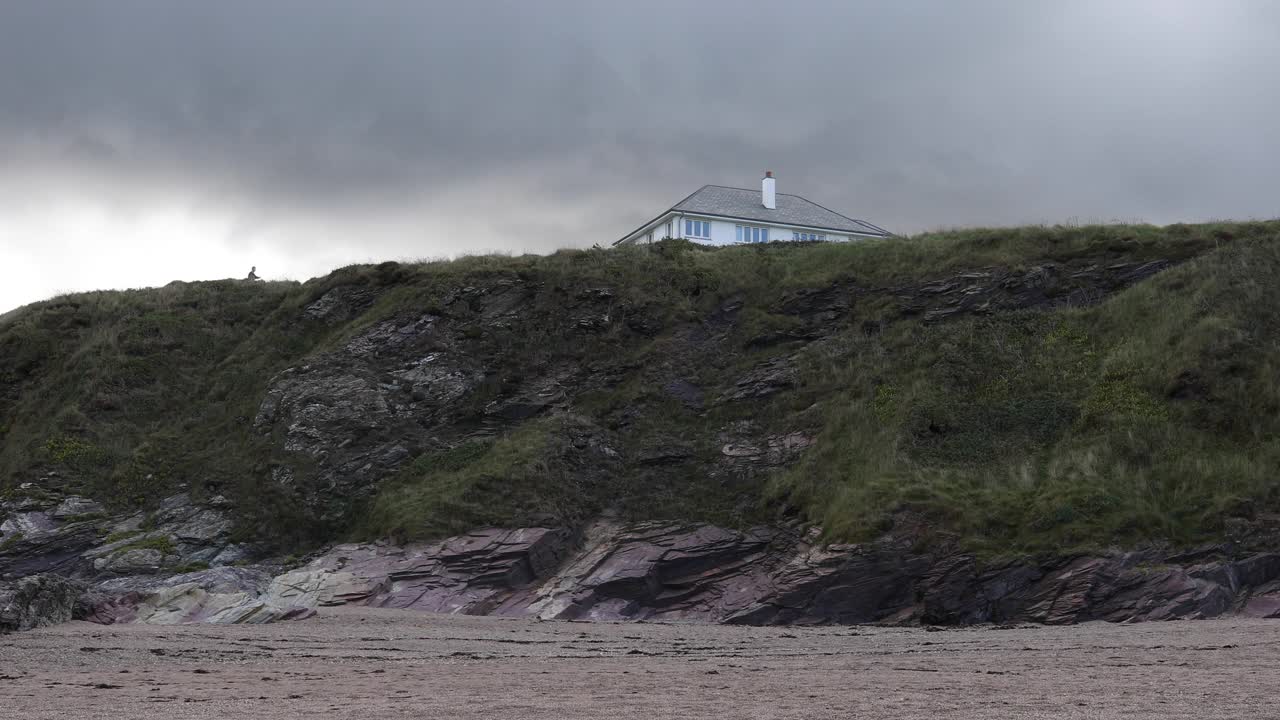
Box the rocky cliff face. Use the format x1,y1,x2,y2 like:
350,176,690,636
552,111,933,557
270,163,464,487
283,521,1280,626
5,227,1280,632
247,255,1187,533
5,495,1280,633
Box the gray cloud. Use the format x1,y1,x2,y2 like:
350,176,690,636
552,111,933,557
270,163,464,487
2,1,1280,310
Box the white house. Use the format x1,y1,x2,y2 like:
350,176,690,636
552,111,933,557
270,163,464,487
614,172,892,247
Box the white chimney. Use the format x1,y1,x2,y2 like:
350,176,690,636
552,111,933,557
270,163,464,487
762,170,776,209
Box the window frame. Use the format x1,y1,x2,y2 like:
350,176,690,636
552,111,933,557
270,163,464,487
736,224,770,243
792,231,827,241
684,218,711,239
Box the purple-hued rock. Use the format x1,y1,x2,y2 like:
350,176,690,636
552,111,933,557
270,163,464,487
1242,594,1280,619
306,528,573,614
276,520,1280,627
523,523,778,622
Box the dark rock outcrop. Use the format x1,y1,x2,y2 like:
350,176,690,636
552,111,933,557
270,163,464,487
300,528,574,614
895,260,1174,323
0,518,100,580
0,574,85,633
81,567,314,625
3,245,1274,633
268,522,1280,628
3,509,1279,632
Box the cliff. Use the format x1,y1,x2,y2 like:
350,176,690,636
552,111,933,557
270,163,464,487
3,222,1280,629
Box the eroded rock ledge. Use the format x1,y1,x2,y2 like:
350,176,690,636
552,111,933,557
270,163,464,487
53,521,1280,631
4,486,1279,632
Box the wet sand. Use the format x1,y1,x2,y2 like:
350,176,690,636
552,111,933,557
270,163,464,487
0,607,1276,719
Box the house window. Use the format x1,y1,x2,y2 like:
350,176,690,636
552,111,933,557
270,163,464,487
684,219,710,239
792,231,827,241
735,225,769,243
665,221,673,239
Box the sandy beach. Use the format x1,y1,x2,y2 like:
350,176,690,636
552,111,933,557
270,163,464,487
1,608,1276,719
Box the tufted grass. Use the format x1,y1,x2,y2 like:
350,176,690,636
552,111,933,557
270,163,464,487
2,219,1279,552
350,416,620,542
771,235,1280,555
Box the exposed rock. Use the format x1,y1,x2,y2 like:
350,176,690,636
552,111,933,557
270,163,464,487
526,522,777,622
635,442,695,466
662,379,705,410
80,495,241,577
1242,593,1280,619
723,357,798,402
482,369,571,422
0,521,99,580
253,313,487,522
82,567,313,626
51,497,104,519
0,574,85,633
263,569,382,608
725,537,929,626
93,548,170,575
254,521,1280,628
718,430,813,470
210,544,252,567
743,285,855,345
1232,553,1280,587
305,528,574,614
302,285,382,324
2,513,1274,632
1,511,57,538
895,260,1174,323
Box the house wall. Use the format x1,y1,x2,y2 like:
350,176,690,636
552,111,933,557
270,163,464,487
620,213,867,246
674,216,851,246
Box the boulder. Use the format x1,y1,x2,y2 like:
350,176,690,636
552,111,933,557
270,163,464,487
0,574,85,633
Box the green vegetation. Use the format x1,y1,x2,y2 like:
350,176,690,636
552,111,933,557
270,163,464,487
2,220,1279,556
61,512,109,524
773,234,1280,555
113,535,177,555
0,532,24,552
354,417,612,541
103,529,144,544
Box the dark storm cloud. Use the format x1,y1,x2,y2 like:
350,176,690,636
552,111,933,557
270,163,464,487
2,0,1279,253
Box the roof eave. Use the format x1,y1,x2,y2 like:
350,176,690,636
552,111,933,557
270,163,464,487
662,208,889,237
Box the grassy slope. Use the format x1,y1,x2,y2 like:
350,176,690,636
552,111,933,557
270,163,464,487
2,221,1278,555
777,235,1280,554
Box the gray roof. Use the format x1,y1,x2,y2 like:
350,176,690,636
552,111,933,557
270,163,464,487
671,185,891,236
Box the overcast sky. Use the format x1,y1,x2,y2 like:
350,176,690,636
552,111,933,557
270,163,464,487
3,1,1279,313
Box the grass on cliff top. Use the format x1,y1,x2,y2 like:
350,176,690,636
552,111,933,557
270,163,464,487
2,219,1279,554
312,220,1255,323
772,234,1280,555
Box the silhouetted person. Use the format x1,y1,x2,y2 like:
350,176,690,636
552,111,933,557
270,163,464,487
246,266,260,281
